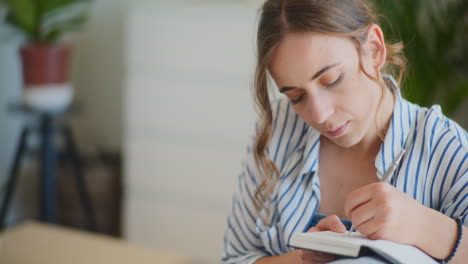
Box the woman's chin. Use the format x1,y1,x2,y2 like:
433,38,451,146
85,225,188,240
325,132,363,149
330,138,355,148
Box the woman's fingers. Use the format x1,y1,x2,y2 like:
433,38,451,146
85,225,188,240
344,182,380,219
355,216,379,237
349,198,377,228
306,226,319,232
301,215,346,263
307,215,347,233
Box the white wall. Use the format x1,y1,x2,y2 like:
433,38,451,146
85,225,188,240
123,2,260,263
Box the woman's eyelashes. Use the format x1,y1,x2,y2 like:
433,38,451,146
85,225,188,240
291,94,305,104
290,73,344,105
325,73,344,88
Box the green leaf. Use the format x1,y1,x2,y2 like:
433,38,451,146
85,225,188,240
3,0,37,39
1,0,91,41
375,0,468,117
42,14,87,42
42,0,91,16
43,28,61,42
40,1,91,40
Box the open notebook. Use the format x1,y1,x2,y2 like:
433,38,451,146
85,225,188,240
288,231,438,264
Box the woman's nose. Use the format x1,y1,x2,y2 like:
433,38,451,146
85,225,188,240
306,94,334,125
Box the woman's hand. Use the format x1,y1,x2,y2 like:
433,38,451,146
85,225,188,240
344,182,429,246
256,215,346,264
299,214,347,264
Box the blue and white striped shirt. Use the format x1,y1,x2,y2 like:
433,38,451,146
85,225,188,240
221,76,468,264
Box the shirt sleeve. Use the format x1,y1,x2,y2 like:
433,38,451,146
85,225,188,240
222,98,288,263
221,96,307,263
440,168,468,226
221,139,271,264
439,122,468,226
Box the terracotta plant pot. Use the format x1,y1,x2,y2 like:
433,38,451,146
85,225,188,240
20,43,74,112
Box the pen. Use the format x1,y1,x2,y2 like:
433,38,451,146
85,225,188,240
346,149,406,236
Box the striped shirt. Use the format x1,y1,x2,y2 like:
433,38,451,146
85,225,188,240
221,75,468,264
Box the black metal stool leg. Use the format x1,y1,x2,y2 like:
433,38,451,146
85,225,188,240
62,125,97,232
0,126,29,229
40,114,57,223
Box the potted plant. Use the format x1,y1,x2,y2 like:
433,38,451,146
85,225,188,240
375,0,468,117
0,0,92,112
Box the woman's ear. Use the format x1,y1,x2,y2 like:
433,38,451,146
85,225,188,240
362,24,387,72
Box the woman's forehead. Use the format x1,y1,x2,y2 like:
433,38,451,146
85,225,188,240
269,32,356,79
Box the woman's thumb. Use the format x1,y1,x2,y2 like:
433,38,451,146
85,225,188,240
320,215,347,233
330,218,347,233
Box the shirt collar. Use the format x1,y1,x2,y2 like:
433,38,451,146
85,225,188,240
373,75,415,179
299,75,416,178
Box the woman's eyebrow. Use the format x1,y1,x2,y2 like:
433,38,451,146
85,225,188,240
312,62,340,80
279,62,340,93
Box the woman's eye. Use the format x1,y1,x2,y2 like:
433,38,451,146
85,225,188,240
291,94,305,104
325,73,344,88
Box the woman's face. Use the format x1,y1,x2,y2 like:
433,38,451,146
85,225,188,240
269,32,383,148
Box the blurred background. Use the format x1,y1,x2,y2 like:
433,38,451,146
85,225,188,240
0,0,466,263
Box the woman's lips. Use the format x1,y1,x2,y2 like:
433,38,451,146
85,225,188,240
327,121,349,137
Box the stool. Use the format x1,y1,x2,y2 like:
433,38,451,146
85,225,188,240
0,103,97,231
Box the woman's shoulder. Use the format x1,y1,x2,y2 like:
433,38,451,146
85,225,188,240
391,72,467,154
414,102,468,155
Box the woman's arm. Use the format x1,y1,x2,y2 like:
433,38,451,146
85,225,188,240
414,121,468,263
343,181,466,263
416,207,467,263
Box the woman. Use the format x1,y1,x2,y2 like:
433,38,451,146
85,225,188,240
222,0,467,263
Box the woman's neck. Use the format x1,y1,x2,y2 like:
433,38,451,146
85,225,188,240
356,83,396,154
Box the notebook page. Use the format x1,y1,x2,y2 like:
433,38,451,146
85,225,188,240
361,239,438,264
316,232,438,263
289,231,365,257
291,231,438,264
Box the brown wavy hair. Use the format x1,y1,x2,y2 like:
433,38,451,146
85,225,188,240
252,0,407,216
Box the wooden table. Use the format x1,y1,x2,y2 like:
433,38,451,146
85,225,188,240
0,221,192,264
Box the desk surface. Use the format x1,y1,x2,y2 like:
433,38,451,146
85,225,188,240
0,221,192,264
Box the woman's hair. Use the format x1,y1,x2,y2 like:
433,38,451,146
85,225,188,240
252,0,406,216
